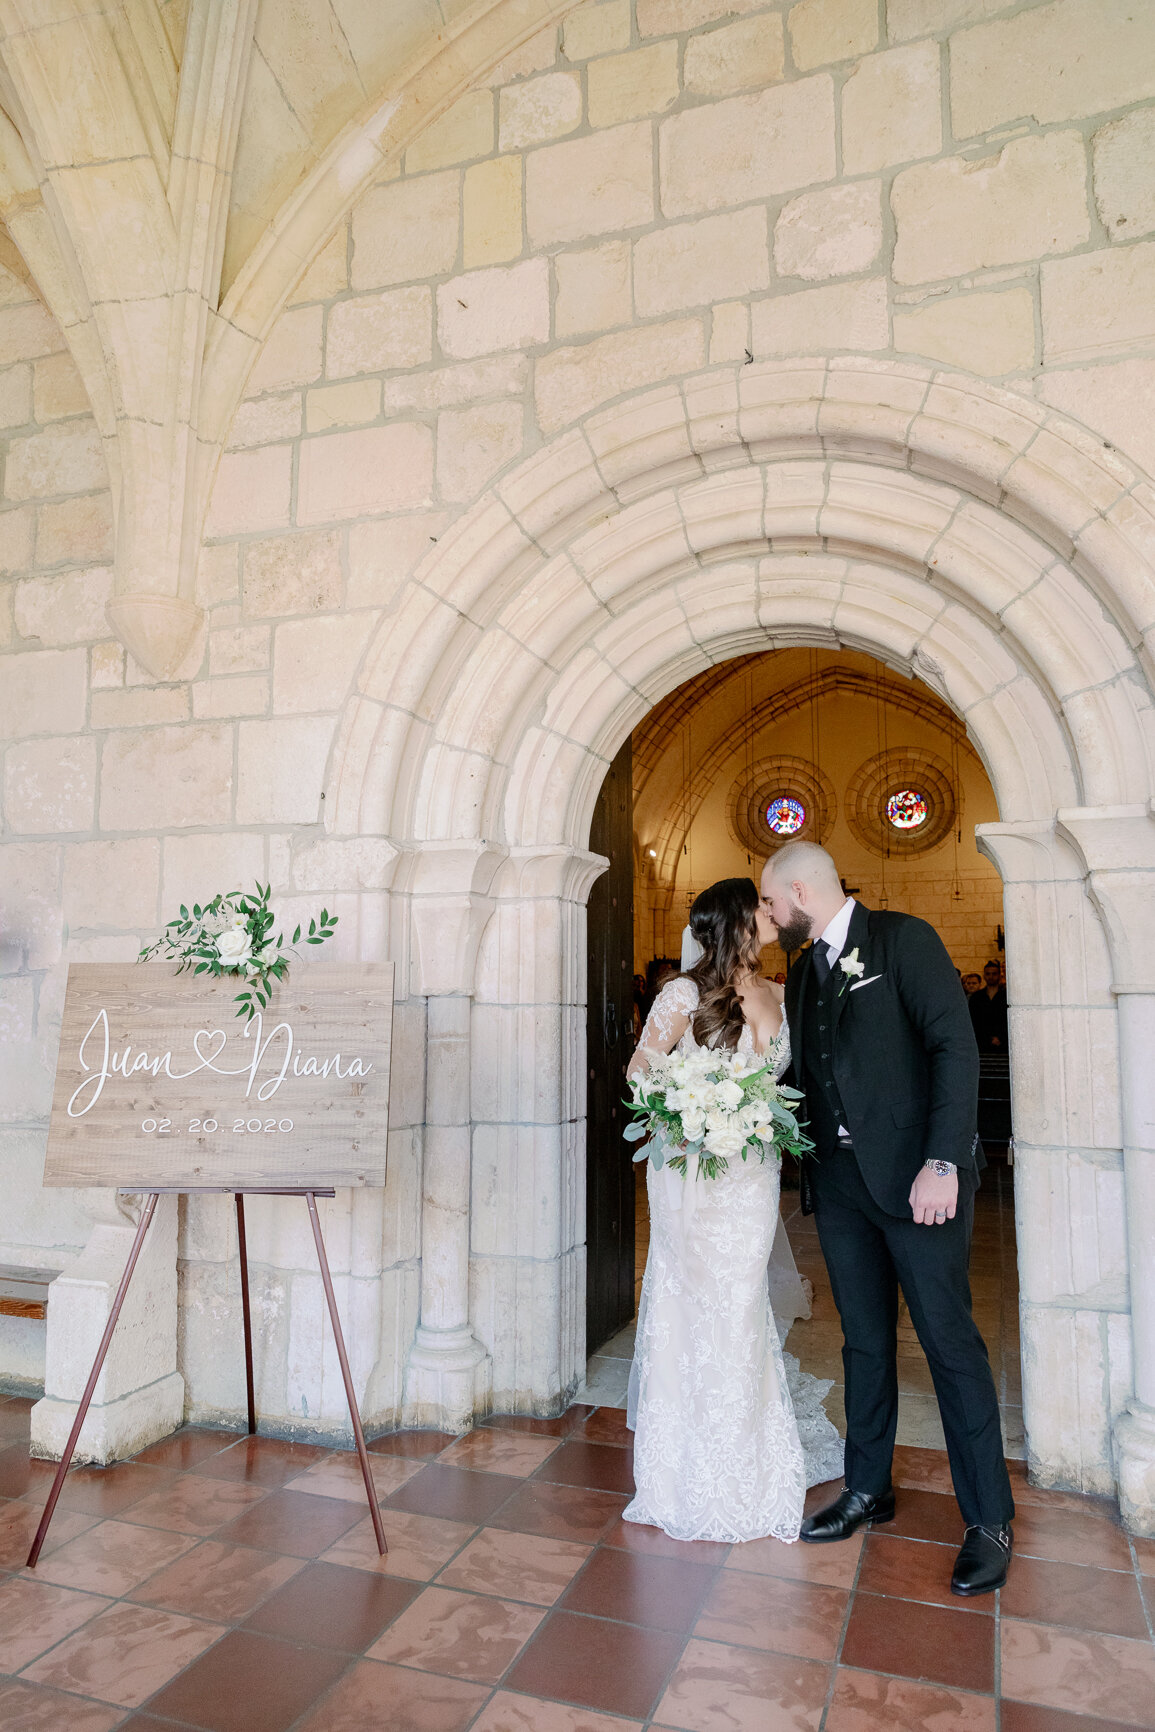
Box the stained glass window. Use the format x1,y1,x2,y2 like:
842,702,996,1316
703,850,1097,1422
766,795,806,835
886,789,928,829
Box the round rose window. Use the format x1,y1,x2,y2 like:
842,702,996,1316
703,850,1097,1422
766,795,806,836
886,789,928,830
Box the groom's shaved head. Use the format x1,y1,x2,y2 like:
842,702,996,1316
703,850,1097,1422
765,841,843,894
760,841,846,950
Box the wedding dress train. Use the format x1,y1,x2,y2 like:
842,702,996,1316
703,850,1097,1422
623,977,844,1544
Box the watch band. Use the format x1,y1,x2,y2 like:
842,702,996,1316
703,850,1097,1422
924,1158,957,1176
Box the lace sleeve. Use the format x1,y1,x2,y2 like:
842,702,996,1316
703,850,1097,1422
637,978,699,1053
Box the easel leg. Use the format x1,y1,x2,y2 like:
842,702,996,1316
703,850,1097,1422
26,1193,161,1569
304,1191,387,1556
235,1194,257,1436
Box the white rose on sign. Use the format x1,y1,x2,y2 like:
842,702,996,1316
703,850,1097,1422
216,928,253,968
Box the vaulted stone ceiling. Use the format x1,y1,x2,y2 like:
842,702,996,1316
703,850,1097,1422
226,0,482,291
0,0,571,677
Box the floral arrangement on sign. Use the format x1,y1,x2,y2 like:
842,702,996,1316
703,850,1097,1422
624,1047,813,1182
138,882,338,1022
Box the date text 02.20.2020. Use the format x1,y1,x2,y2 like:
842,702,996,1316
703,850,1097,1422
140,1116,294,1135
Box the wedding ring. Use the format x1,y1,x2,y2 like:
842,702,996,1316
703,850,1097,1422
934,1211,946,1220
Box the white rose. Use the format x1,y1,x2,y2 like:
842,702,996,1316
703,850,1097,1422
714,1079,744,1111
703,1124,745,1158
216,927,252,967
680,1108,706,1143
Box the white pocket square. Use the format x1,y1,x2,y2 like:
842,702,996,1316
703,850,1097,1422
849,974,883,992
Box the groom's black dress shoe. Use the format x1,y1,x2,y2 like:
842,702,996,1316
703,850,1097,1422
951,1524,1012,1595
799,1487,896,1543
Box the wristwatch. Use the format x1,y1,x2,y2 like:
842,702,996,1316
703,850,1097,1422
924,1159,957,1177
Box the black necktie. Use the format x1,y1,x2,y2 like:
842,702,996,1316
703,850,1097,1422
812,941,831,984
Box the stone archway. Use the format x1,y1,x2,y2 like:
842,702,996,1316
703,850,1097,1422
330,359,1155,1531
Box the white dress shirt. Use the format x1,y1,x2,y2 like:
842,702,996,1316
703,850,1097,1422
817,897,856,964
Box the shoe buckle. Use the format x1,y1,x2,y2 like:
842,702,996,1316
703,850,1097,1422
964,1523,1010,1551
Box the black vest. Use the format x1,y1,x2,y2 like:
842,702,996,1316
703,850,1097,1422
801,960,848,1154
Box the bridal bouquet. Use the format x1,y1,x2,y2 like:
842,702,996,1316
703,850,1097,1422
624,1047,812,1181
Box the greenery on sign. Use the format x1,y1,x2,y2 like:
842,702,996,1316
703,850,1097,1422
138,882,338,1021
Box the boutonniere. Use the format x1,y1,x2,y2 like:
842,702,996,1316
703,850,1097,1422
836,947,865,995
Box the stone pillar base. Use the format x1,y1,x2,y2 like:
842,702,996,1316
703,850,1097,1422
31,1371,186,1465
1115,1400,1155,1536
31,1194,183,1465
403,1325,491,1433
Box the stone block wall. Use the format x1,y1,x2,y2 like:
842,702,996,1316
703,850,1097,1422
214,0,1155,561
0,0,1153,1478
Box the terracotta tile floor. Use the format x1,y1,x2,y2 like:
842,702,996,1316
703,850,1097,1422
0,1160,1146,1730
1,1394,1153,1730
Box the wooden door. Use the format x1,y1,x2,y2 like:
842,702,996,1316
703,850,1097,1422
585,737,636,1355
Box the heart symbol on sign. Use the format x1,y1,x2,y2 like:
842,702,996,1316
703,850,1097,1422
193,1028,228,1069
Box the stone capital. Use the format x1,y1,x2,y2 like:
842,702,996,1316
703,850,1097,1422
492,845,608,903
975,818,1085,884
404,843,506,996
1056,804,1155,987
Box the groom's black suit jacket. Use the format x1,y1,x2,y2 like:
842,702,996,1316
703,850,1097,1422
784,901,983,1218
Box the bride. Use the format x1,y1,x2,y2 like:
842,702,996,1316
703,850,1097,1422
623,876,843,1544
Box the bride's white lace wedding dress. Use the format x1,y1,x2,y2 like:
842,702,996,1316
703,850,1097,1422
623,976,844,1544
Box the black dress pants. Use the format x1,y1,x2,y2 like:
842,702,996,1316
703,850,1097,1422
810,1144,1014,1529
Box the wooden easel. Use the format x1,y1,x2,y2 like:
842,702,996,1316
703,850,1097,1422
27,1187,387,1567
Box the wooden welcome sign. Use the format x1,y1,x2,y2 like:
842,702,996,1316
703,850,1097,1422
44,963,395,1190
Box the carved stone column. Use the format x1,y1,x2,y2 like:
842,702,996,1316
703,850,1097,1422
402,844,503,1430
1057,803,1155,1535
977,819,1126,1498
31,1191,184,1463
471,846,608,1414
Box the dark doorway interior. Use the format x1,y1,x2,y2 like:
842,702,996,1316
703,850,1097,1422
585,736,636,1356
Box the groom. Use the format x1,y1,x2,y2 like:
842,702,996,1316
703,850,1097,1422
761,841,1014,1595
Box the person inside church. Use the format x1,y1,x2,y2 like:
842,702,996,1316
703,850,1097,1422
969,960,1009,1053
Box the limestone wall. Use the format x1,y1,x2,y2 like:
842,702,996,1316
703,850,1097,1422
0,0,1153,1488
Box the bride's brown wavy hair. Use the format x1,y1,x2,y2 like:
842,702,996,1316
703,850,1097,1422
683,877,763,1051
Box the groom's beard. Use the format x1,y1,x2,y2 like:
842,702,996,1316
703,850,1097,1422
775,906,813,953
